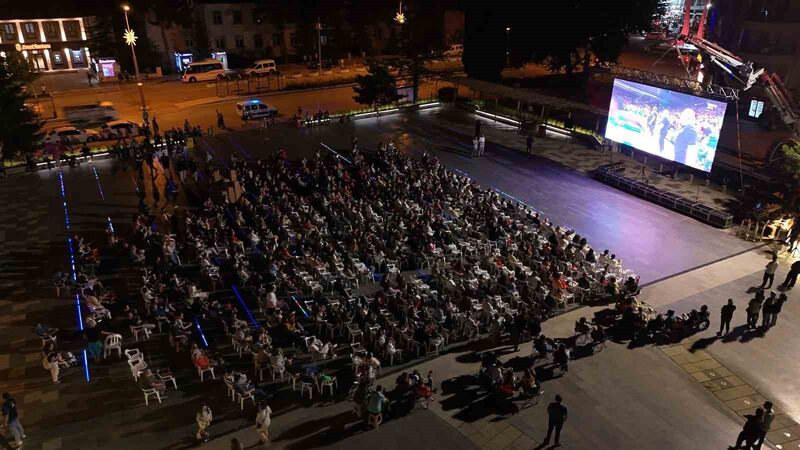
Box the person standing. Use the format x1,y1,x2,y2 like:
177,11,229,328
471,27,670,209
770,294,788,327
755,401,775,450
717,299,736,336
746,294,764,330
87,71,93,87
731,407,764,450
762,291,778,329
152,116,160,137
760,254,778,289
478,134,486,157
1,393,24,449
195,402,213,443
526,134,534,153
472,136,479,157
780,260,800,289
255,402,272,445
544,394,568,446
216,110,226,130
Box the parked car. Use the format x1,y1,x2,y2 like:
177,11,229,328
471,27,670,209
236,99,278,120
245,59,278,76
44,126,99,144
306,59,334,70
94,120,140,140
181,59,225,83
443,44,463,58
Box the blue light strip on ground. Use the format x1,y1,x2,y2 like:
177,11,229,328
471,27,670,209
201,140,231,170
90,166,116,233
319,143,352,164
291,295,309,318
91,165,106,201
194,319,209,348
231,284,259,329
57,171,90,382
227,136,256,161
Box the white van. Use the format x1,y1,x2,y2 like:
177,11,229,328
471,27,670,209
63,101,118,124
236,99,278,120
246,59,277,75
181,59,225,83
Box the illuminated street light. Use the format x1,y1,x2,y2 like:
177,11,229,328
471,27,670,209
122,3,148,126
395,0,406,24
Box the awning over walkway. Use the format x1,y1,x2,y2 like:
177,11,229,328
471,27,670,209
439,76,609,116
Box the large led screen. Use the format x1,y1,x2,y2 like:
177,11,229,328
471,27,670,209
605,79,727,172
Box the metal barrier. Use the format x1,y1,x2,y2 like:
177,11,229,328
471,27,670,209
215,72,284,98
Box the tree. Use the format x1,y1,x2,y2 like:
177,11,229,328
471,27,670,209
86,15,119,60
463,0,664,80
353,61,402,110
0,54,43,159
190,12,211,59
778,140,800,210
463,1,508,82
144,0,192,70
387,0,448,102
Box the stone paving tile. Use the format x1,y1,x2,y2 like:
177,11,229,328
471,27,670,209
725,394,768,412
713,384,758,401
681,358,722,373
660,345,689,357
776,438,800,449
769,425,800,445
41,437,63,450
505,434,537,450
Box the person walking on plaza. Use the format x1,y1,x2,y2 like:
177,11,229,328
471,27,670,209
731,407,764,450
195,402,213,443
780,260,800,290
152,116,160,137
755,401,775,450
87,71,93,87
217,110,226,130
526,134,534,153
543,394,568,447
478,134,486,157
717,299,736,336
2,393,24,449
255,401,272,445
760,254,778,289
746,293,764,330
472,136,479,157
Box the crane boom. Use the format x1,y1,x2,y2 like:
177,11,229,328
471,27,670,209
675,0,799,131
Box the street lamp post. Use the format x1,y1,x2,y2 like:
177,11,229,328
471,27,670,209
122,4,148,127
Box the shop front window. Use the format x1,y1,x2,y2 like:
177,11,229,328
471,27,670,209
71,49,85,64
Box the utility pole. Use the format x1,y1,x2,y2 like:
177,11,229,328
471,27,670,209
315,18,323,73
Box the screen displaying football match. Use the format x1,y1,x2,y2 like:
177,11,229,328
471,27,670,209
605,79,727,172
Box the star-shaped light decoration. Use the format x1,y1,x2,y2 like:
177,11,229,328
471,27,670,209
123,29,138,46
394,0,406,24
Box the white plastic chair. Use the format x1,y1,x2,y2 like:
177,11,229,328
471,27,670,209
194,358,215,382
141,387,162,405
130,325,152,342
300,381,315,399
125,349,141,360
132,361,148,380
237,389,255,410
318,376,337,396
104,334,123,359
